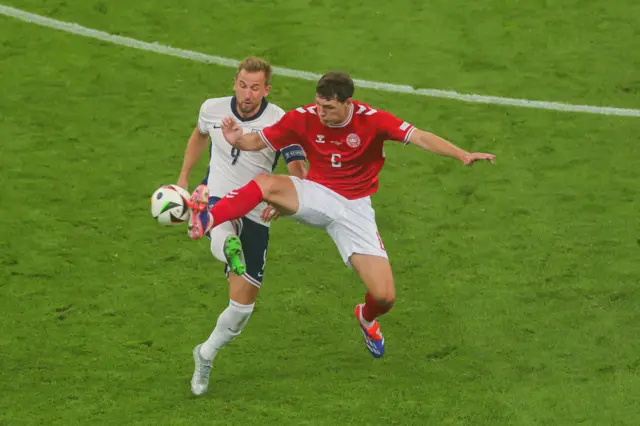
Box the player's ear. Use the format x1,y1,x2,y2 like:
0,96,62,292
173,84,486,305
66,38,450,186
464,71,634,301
264,84,271,97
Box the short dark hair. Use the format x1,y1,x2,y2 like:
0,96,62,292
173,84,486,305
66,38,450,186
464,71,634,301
316,72,354,102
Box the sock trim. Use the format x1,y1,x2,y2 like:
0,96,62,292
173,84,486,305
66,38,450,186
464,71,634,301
229,299,255,313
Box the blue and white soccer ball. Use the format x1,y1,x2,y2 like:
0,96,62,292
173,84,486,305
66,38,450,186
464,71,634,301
150,184,191,226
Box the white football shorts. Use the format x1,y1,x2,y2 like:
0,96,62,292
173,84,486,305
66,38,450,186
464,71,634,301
289,176,387,267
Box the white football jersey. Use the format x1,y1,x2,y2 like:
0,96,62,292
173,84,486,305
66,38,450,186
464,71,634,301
197,96,285,226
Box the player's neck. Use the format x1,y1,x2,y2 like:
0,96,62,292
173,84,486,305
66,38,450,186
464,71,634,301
236,106,259,119
231,96,267,122
325,103,354,128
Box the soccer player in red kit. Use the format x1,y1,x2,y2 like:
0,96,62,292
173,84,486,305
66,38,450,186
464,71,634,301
187,72,495,358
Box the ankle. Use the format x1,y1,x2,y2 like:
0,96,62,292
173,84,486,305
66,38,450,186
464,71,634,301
358,305,375,328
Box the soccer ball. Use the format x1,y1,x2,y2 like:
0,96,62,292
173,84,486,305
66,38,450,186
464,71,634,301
150,185,191,226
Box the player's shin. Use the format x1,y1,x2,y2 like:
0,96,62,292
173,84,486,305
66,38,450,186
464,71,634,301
361,292,393,326
199,300,254,360
209,180,264,228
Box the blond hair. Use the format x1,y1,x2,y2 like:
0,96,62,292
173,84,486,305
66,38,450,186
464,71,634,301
236,56,272,86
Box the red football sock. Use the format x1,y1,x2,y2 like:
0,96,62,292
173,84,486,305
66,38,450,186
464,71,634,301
362,292,393,322
210,180,264,227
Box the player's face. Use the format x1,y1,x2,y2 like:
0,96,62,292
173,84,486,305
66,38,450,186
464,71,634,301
234,70,271,117
316,96,352,126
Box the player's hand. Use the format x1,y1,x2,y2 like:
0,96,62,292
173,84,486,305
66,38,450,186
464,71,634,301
260,205,280,223
221,116,243,145
462,152,495,166
176,176,189,192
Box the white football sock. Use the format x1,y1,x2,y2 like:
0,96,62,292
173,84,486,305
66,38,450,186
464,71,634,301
199,300,254,361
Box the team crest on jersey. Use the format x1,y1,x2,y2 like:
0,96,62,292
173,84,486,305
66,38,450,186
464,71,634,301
315,134,325,144
346,133,361,148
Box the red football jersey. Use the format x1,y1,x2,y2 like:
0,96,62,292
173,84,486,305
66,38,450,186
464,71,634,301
259,101,415,199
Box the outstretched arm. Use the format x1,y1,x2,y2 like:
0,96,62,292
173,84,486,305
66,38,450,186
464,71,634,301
221,116,266,151
408,129,495,166
177,125,210,189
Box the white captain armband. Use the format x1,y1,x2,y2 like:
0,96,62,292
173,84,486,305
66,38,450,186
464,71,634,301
280,144,306,163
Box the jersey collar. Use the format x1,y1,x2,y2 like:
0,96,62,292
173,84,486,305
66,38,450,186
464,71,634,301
231,96,269,122
327,103,354,128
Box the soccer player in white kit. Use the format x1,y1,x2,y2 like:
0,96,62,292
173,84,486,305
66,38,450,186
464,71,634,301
176,57,307,396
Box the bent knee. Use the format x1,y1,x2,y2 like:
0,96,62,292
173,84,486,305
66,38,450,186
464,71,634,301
253,173,273,194
371,284,396,308
254,173,289,198
253,174,295,202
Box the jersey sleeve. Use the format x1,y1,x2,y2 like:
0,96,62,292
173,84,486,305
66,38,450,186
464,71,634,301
376,110,416,145
197,101,210,135
259,109,304,151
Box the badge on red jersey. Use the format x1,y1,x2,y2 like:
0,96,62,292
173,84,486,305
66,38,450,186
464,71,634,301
346,133,361,148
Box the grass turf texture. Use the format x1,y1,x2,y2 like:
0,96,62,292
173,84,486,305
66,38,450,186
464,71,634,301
1,1,639,424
